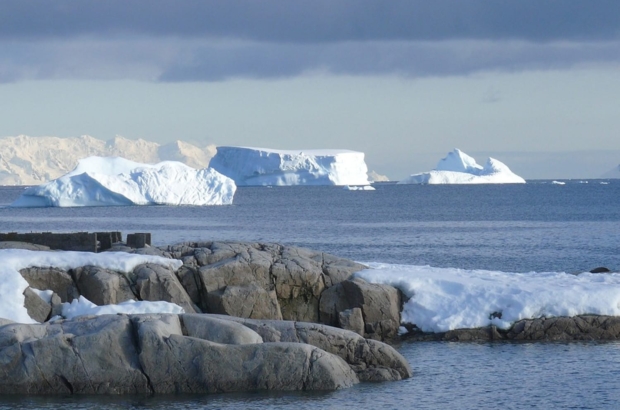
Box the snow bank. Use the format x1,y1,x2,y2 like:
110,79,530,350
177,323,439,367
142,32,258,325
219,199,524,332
209,146,370,186
398,149,525,184
0,249,183,323
10,156,236,207
356,263,620,333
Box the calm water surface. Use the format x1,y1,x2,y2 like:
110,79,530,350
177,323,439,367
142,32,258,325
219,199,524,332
1,181,620,409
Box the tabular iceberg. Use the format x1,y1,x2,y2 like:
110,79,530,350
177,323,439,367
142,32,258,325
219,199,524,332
398,149,525,184
10,156,236,207
209,146,370,186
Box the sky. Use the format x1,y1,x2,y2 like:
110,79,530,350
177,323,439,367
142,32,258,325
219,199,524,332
1,0,619,179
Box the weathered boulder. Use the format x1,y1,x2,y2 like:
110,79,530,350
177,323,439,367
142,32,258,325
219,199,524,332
182,314,263,344
0,314,372,395
339,308,365,336
131,263,199,313
590,267,612,273
133,314,357,393
22,288,51,323
19,267,79,303
206,284,282,320
71,266,136,306
175,265,202,306
272,246,326,323
213,315,413,382
319,278,402,341
182,242,366,324
0,315,149,394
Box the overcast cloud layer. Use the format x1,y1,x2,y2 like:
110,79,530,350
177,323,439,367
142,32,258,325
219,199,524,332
1,0,619,82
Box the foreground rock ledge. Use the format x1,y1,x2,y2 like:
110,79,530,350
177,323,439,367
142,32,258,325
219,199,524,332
403,315,620,342
0,313,412,395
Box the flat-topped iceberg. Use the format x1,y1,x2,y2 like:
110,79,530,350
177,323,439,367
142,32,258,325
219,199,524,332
209,146,370,186
398,149,525,184
10,156,236,207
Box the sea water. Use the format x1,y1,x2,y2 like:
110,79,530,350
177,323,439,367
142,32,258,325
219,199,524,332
1,181,620,408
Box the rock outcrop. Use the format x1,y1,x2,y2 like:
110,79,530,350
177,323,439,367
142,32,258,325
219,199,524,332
17,241,404,342
403,315,620,342
0,313,410,394
319,278,402,341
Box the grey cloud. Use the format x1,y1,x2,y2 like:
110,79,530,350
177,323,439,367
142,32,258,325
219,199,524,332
2,39,620,83
159,40,620,81
1,0,620,43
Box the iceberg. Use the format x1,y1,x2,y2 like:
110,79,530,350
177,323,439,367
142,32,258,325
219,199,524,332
10,156,236,207
209,146,370,186
398,149,525,184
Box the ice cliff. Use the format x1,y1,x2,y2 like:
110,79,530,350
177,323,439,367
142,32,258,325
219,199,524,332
398,149,525,184
10,156,236,207
209,146,371,186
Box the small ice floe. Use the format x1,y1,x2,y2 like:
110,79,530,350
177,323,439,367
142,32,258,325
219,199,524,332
600,181,610,185
552,180,566,185
343,185,375,191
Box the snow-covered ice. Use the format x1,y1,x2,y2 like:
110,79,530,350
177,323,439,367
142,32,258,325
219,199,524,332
10,156,236,207
0,249,183,323
209,146,370,186
398,149,525,184
552,180,566,185
356,263,620,333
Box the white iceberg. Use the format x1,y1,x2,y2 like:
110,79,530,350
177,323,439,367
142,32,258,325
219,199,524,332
10,156,236,207
356,263,620,333
398,149,525,184
209,146,370,186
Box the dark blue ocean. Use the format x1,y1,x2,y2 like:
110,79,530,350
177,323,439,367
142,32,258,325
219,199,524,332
1,180,620,409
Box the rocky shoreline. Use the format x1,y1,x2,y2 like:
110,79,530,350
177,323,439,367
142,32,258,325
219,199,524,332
2,239,620,394
1,240,411,395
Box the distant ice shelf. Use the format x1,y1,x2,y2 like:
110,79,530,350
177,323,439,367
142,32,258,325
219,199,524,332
209,146,371,186
10,156,236,207
398,149,525,184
